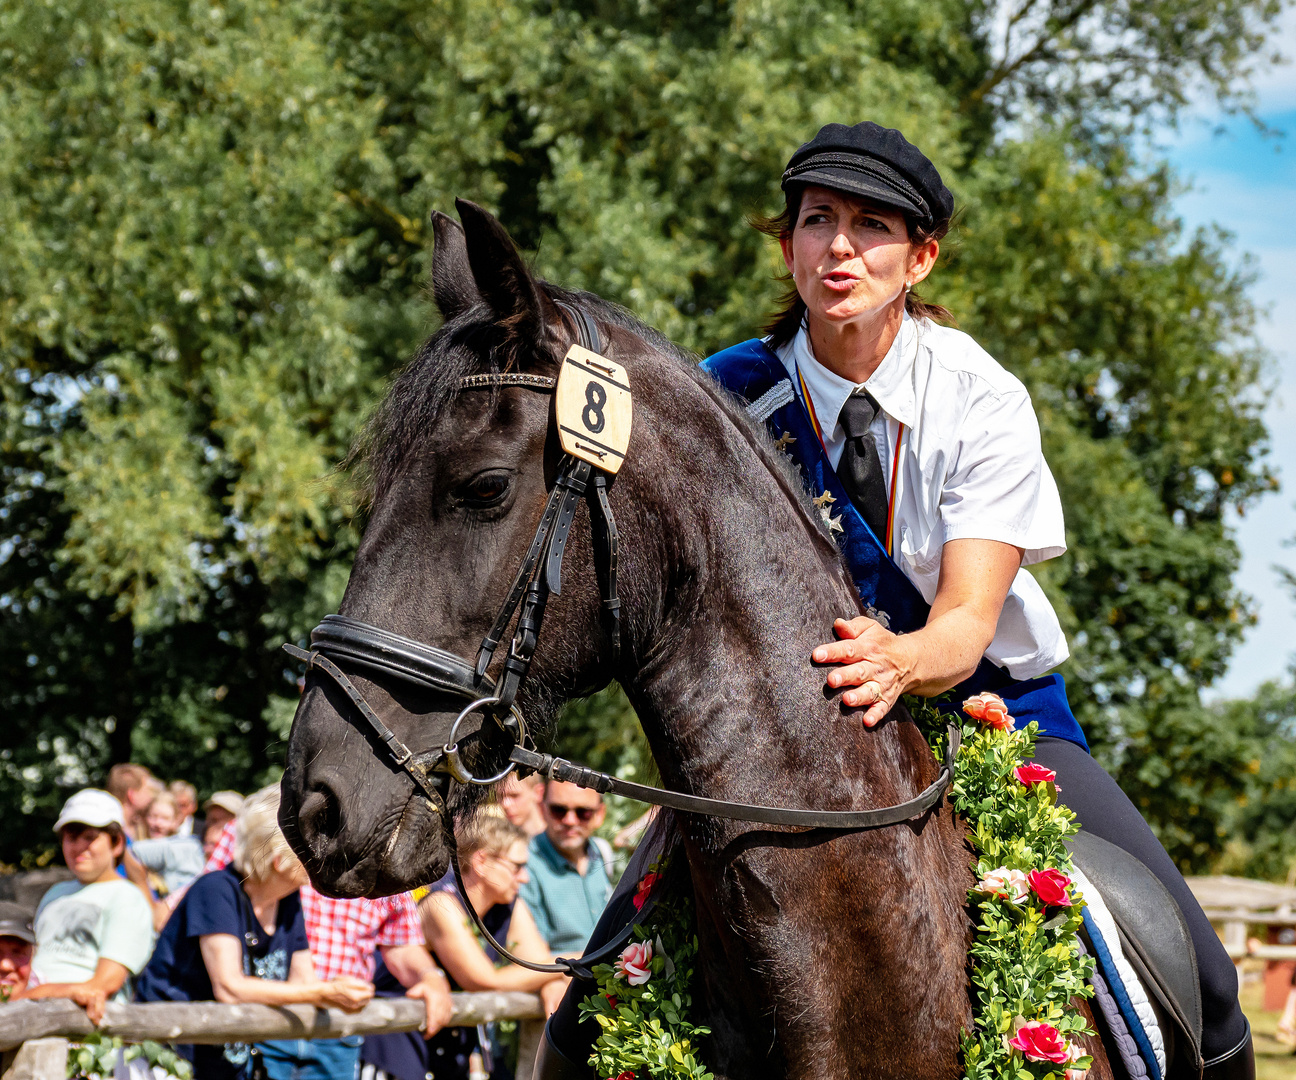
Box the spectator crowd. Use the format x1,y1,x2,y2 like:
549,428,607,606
0,765,626,1080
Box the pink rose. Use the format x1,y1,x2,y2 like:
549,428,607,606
1005,1019,1072,1064
633,871,660,912
962,692,1014,730
1065,1038,1091,1079
977,867,1031,903
612,1073,636,1080
1015,763,1057,788
614,940,653,986
1028,868,1073,907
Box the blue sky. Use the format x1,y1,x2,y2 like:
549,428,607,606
1161,10,1296,698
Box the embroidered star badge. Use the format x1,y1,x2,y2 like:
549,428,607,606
864,605,891,630
812,490,836,509
774,431,797,451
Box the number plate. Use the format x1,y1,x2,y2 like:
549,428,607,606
555,344,632,474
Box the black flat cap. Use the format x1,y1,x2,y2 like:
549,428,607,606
782,122,953,232
0,902,34,945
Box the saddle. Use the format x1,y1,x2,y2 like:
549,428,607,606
1068,830,1205,1078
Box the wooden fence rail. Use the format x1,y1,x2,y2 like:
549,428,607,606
0,993,545,1052
1187,875,1296,963
1222,943,1296,960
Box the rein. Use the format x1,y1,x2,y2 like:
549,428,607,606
283,300,959,977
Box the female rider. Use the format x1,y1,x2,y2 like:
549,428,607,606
536,122,1253,1080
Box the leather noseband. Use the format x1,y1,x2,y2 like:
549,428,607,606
302,614,490,702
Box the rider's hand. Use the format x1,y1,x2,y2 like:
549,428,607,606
812,616,913,728
319,976,375,1012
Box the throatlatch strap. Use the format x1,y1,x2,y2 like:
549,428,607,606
589,472,621,664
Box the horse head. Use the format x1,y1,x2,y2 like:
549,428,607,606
280,201,633,896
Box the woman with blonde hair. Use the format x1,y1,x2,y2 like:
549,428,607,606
362,815,563,1080
421,814,567,1006
144,790,181,838
137,784,373,1080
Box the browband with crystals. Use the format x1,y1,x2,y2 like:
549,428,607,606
458,373,557,391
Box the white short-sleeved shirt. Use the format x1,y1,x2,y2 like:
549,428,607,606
776,313,1069,679
32,878,156,999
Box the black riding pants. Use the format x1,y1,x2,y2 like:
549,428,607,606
1032,736,1246,1061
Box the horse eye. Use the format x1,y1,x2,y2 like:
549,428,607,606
460,472,511,508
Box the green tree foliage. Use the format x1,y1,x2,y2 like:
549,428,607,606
0,0,1287,868
943,140,1275,864
0,0,379,851
1213,670,1296,881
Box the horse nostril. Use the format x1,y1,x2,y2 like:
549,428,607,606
298,782,344,847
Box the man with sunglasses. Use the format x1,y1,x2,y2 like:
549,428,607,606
518,781,614,958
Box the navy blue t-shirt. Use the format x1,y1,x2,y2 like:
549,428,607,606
136,867,308,1080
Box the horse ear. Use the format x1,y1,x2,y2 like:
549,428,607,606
429,210,481,320
455,198,546,334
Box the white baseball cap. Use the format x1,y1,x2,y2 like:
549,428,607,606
53,789,126,833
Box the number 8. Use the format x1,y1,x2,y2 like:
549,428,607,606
582,381,607,434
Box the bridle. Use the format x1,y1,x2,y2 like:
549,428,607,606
284,300,959,977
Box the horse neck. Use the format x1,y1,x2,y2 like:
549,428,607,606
611,348,974,1078
618,360,921,809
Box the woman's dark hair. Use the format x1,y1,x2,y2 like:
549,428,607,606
751,185,954,349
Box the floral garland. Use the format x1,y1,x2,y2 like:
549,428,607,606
578,865,714,1080
913,693,1095,1080
580,693,1096,1080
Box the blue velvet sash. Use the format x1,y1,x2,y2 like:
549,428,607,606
702,339,1088,751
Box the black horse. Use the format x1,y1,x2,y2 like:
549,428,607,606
279,201,1113,1079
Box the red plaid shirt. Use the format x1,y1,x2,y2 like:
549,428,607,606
301,891,423,982
203,821,237,874
195,821,423,981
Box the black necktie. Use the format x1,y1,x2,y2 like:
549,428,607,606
837,391,889,541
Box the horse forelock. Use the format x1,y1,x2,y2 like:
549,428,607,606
352,304,535,504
